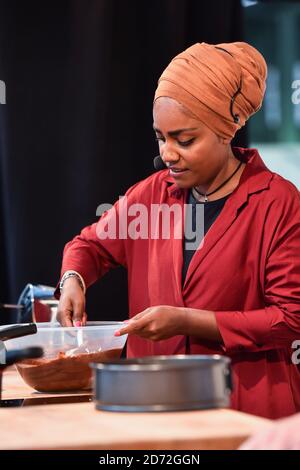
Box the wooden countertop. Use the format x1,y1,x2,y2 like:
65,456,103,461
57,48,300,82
1,366,91,400
0,367,271,450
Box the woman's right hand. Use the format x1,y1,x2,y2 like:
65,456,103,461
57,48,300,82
56,277,87,327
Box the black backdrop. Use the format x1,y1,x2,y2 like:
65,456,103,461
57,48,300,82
0,0,245,324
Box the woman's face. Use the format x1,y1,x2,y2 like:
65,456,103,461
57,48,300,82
153,97,230,189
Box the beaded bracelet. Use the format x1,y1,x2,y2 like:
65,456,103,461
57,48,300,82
59,271,86,294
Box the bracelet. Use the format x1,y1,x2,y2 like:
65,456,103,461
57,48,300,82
59,271,86,294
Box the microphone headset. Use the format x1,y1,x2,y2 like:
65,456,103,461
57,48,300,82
153,155,167,171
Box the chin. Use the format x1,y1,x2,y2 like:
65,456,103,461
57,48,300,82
169,170,200,189
174,181,193,189
172,175,198,189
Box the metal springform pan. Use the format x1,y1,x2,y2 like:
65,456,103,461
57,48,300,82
92,354,232,412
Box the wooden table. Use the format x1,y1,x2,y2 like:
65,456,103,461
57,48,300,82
1,366,91,401
0,368,271,450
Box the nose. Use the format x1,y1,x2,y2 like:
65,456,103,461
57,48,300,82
161,146,180,166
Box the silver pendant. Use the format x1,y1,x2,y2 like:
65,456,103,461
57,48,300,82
204,195,208,202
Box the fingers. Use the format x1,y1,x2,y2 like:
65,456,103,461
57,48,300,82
56,296,86,327
57,308,73,327
82,312,88,326
129,310,148,321
72,300,85,326
115,315,150,337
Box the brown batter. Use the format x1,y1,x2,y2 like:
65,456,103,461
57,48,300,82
16,348,122,392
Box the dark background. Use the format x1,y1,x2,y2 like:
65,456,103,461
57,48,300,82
0,0,246,324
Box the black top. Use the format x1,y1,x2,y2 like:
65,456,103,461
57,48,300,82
182,190,229,285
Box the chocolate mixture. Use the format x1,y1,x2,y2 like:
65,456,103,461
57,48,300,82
16,348,122,392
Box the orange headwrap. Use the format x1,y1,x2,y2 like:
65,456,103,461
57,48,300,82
154,42,267,143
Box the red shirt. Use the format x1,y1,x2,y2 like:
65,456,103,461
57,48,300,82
59,147,300,419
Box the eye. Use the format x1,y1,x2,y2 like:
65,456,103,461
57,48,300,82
177,138,195,147
154,136,195,147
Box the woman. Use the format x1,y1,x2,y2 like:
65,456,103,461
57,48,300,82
56,42,300,419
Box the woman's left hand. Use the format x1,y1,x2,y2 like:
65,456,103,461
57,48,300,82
115,306,188,341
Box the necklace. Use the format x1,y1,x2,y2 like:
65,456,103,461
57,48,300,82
193,160,243,202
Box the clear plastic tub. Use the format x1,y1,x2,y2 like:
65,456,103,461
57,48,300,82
5,322,127,392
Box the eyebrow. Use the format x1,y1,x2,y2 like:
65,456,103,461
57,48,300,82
153,126,199,137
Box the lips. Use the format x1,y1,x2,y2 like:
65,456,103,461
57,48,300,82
169,168,188,176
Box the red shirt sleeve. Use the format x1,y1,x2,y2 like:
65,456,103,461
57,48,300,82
215,183,300,354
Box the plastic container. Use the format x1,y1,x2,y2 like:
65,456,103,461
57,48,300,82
5,322,127,392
